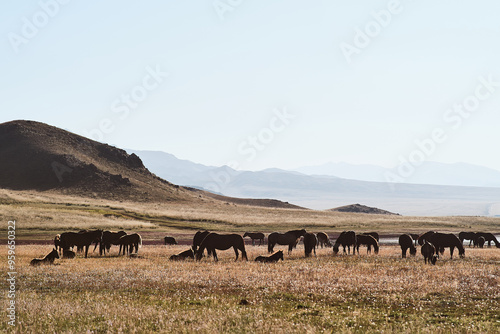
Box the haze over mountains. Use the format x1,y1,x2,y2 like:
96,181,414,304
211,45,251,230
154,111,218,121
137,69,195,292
128,150,500,217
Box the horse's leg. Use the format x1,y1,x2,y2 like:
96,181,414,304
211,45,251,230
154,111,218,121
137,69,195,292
450,246,454,259
234,247,239,261
84,245,89,258
212,249,218,262
288,244,293,254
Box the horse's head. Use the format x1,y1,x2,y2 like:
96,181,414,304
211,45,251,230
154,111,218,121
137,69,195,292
332,244,339,255
278,250,284,261
195,249,203,261
373,243,379,254
409,246,417,256
243,232,249,238
431,255,438,265
459,248,465,258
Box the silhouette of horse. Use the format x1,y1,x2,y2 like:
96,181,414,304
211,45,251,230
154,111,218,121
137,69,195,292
332,231,356,255
268,229,307,254
356,234,379,254
398,234,416,258
62,249,76,259
169,247,195,261
243,232,265,246
316,232,331,248
304,233,317,257
421,241,437,265
118,233,142,255
458,231,477,247
474,236,486,248
59,229,103,258
417,231,436,246
192,230,210,253
195,233,247,262
164,236,177,245
98,230,127,255
255,250,284,263
427,233,465,259
30,248,59,266
475,232,500,248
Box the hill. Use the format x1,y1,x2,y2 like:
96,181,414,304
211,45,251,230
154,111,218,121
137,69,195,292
328,204,398,215
0,120,300,209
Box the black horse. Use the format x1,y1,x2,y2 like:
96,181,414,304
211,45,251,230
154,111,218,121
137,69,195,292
475,232,500,248
243,232,265,246
164,236,177,245
398,234,416,258
458,231,476,247
59,229,103,258
355,234,379,254
30,248,59,266
268,229,307,254
333,231,356,255
170,247,195,261
421,241,437,265
255,250,284,263
316,232,331,248
427,233,465,259
303,233,317,257
195,233,248,262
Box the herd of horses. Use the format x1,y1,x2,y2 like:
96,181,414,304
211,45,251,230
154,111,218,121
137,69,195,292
30,228,499,266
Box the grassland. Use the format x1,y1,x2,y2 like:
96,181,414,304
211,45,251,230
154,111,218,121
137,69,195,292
1,189,500,333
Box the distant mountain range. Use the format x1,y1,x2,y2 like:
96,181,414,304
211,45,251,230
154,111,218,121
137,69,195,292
127,150,500,216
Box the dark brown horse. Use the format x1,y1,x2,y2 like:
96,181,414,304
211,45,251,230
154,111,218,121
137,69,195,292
243,232,265,246
475,232,500,248
417,231,436,246
30,248,59,266
458,231,476,246
255,250,284,263
62,249,76,259
268,229,306,254
332,231,356,255
170,247,195,261
164,236,177,245
356,234,379,254
427,233,465,259
474,236,485,248
195,233,248,262
398,234,416,258
421,241,437,265
99,230,127,255
304,233,317,257
59,229,103,258
118,233,142,255
316,232,331,248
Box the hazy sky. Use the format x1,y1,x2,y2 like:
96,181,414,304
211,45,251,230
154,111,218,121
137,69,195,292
2,1,500,173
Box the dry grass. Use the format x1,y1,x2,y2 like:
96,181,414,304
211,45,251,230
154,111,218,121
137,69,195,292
2,244,499,333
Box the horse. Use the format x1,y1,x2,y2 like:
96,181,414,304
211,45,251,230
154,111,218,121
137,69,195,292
164,236,177,245
356,234,379,254
98,230,127,256
421,241,437,265
417,231,436,246
316,232,331,248
475,232,500,248
62,249,76,259
304,233,317,257
474,236,485,248
195,233,248,262
268,229,306,254
118,233,142,255
255,250,284,263
458,231,477,247
30,248,59,266
59,229,103,258
169,247,195,261
332,231,356,255
398,234,416,258
427,233,465,259
243,232,265,246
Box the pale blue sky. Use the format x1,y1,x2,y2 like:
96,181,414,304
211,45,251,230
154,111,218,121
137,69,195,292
1,1,500,172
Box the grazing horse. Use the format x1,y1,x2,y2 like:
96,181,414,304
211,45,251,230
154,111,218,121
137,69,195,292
316,232,331,248
59,230,103,258
427,233,465,259
118,233,142,255
458,231,477,247
474,236,486,248
243,232,265,246
475,232,500,248
356,234,379,254
268,229,307,254
30,248,59,266
170,247,195,261
195,233,248,262
303,233,317,257
332,231,356,255
417,231,436,246
62,249,76,259
192,230,210,253
398,234,416,258
164,236,177,245
421,241,437,265
255,250,284,263
98,230,127,256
